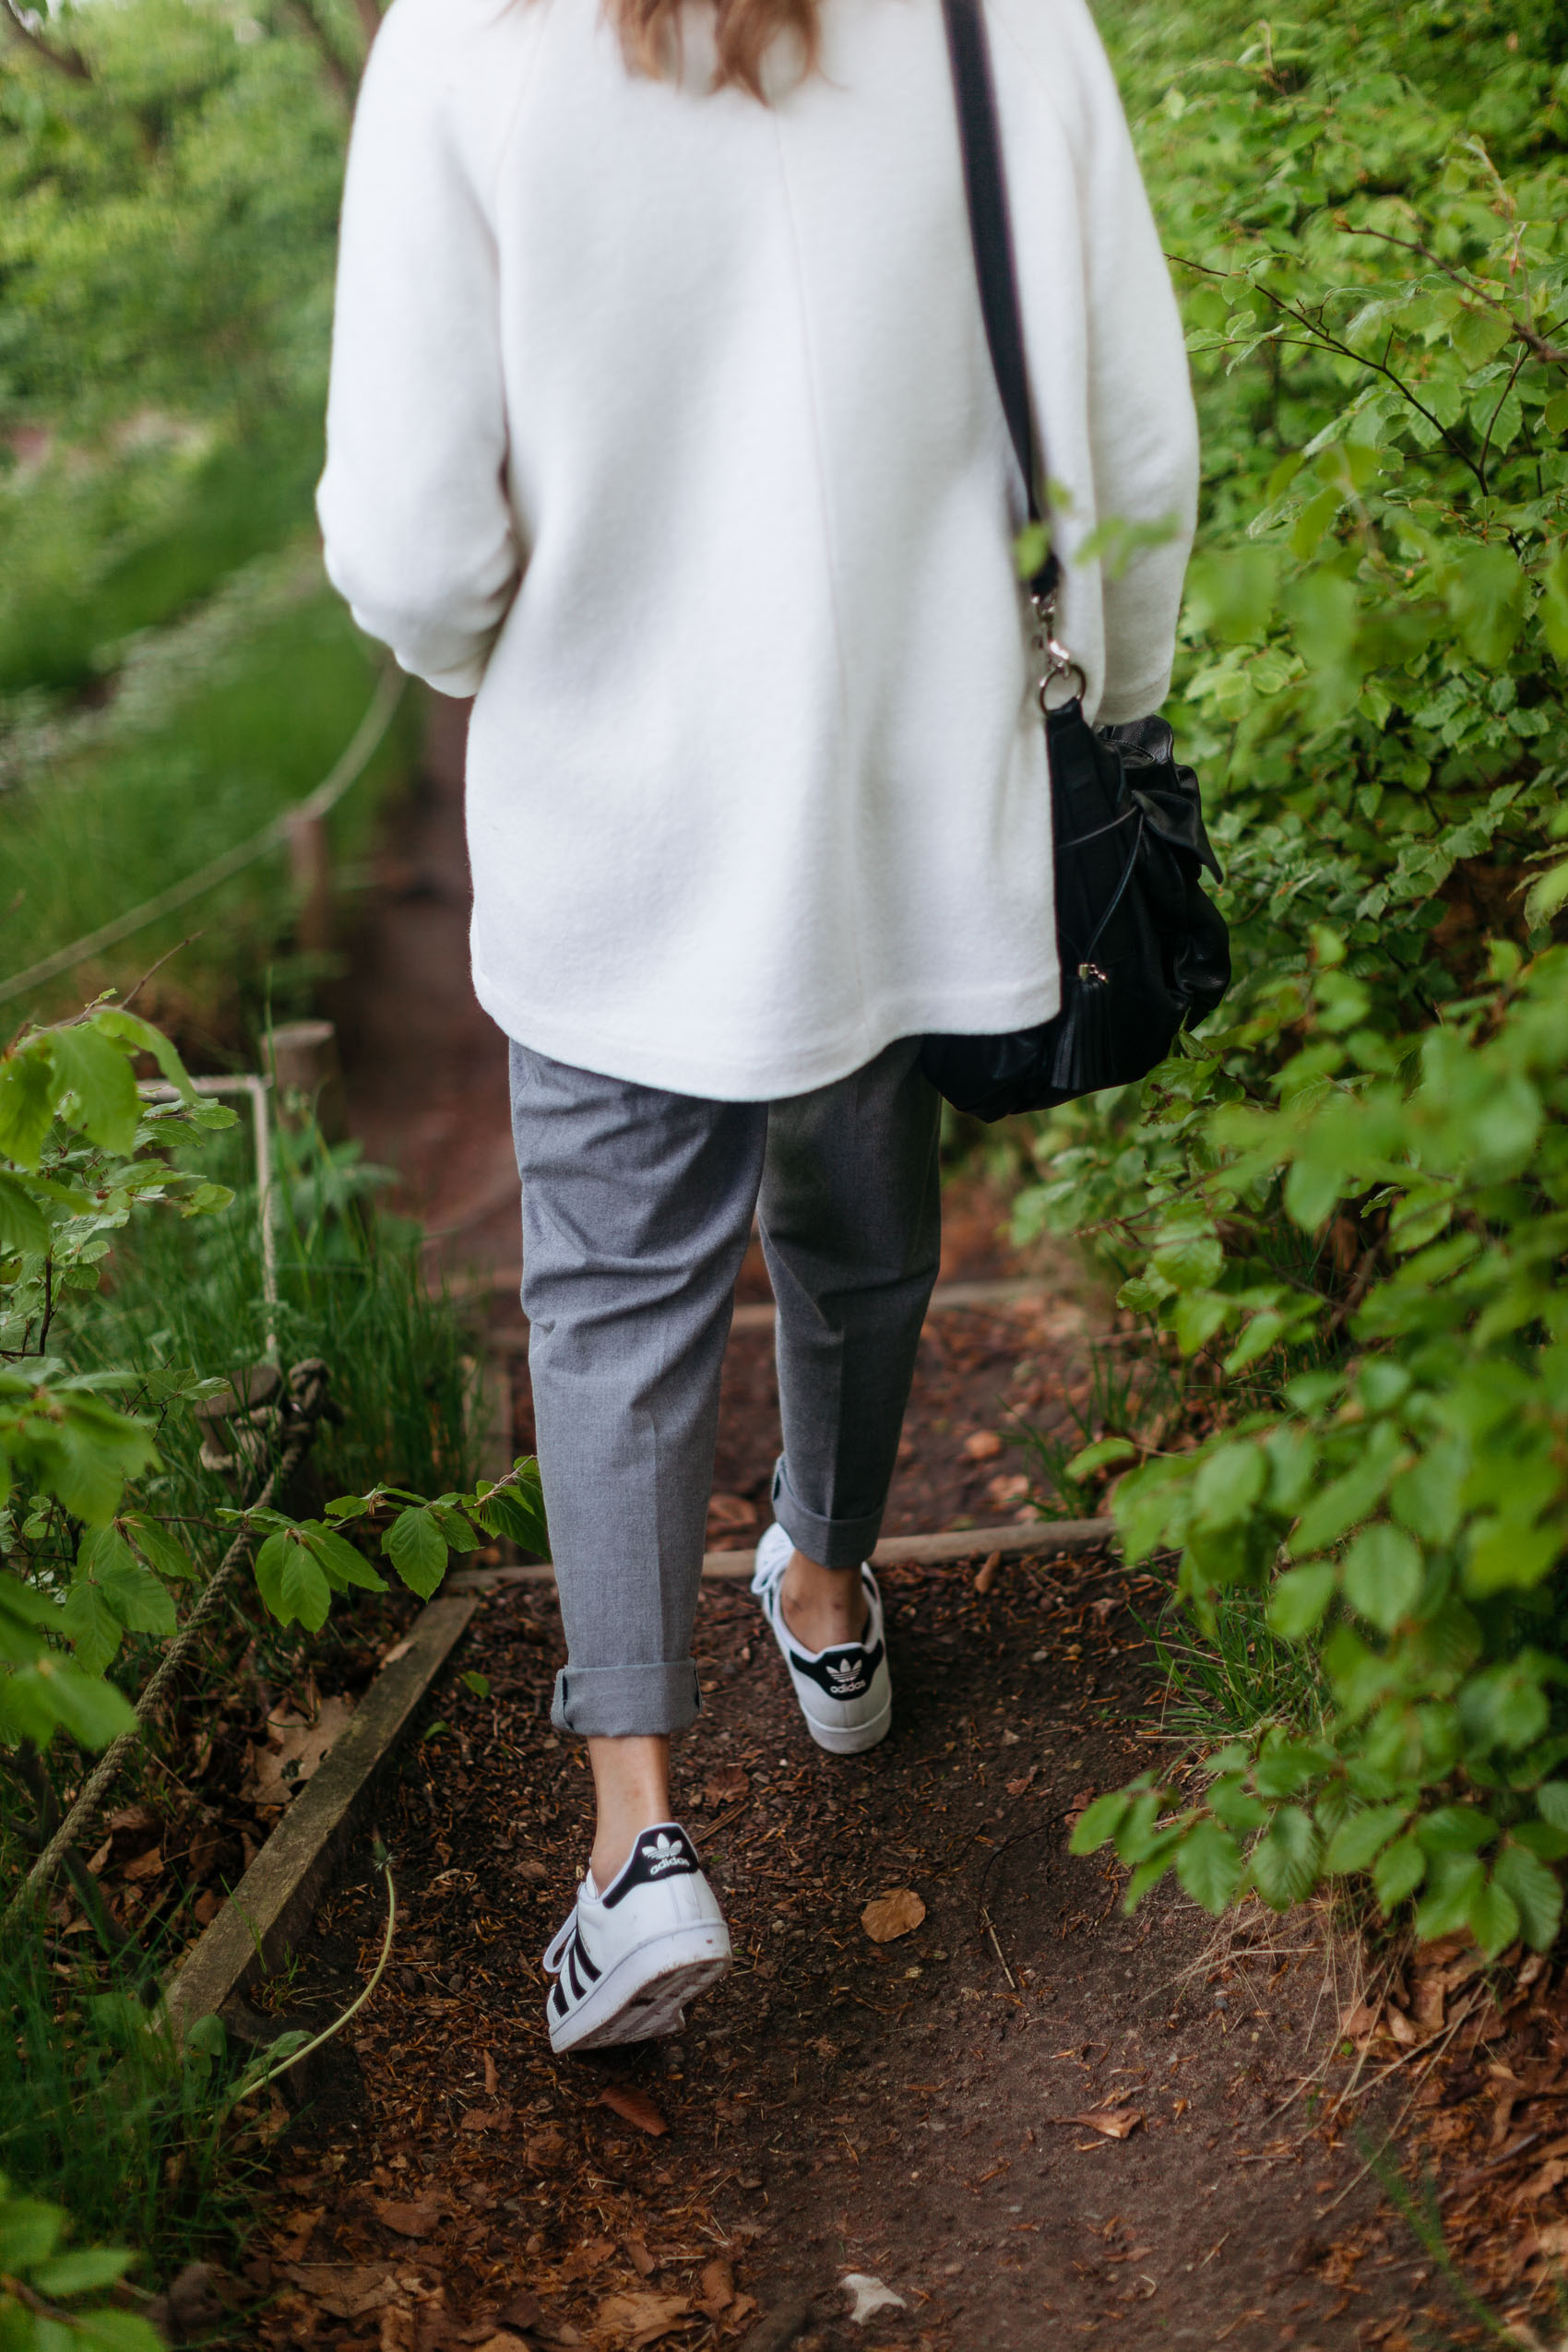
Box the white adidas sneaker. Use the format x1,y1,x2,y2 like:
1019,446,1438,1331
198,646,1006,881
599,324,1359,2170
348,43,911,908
541,1823,731,2055
751,1520,893,1756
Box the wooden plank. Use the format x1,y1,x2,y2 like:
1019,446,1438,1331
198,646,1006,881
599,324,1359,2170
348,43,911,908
163,1593,477,2041
447,1515,1115,1596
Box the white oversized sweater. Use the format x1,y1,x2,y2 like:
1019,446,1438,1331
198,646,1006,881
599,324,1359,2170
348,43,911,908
317,0,1198,1099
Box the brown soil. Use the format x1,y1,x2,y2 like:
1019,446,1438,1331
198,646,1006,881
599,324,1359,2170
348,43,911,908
231,693,1530,2352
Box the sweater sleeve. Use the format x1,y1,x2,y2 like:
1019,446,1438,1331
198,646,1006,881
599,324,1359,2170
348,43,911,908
993,0,1199,723
1075,14,1198,723
316,0,521,698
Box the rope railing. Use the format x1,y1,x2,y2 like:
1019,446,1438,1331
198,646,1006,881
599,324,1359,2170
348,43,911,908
0,665,407,1012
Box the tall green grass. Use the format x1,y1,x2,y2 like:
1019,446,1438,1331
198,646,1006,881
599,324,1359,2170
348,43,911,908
2,574,416,1035
75,1116,480,1528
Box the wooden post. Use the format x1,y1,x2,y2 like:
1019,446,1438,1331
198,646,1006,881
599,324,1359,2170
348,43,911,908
286,808,333,956
267,1019,348,1142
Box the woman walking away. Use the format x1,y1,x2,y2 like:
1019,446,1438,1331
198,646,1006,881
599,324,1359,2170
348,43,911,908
317,0,1197,2055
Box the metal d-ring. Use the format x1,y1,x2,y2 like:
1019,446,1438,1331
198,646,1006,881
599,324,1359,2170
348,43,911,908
1030,594,1087,707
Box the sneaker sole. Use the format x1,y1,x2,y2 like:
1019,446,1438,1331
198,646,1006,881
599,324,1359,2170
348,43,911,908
548,1926,731,2055
798,1690,893,1756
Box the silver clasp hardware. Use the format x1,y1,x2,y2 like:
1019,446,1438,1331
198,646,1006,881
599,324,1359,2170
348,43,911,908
1030,589,1087,711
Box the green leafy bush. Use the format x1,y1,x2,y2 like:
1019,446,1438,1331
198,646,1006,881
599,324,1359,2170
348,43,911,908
1036,0,1568,1953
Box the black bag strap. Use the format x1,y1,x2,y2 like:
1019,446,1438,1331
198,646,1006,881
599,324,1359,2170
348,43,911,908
940,0,1059,601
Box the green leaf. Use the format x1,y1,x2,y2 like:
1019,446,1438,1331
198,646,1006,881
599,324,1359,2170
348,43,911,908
1467,1872,1521,1962
1342,1523,1423,1633
1063,1437,1139,1482
46,1025,140,1157
0,1041,59,1170
26,1658,138,1750
1447,541,1526,667
1249,1806,1321,1909
1416,1805,1496,1856
1290,1424,1404,1556
1268,1563,1338,1639
1414,1852,1487,1940
383,1505,447,1598
58,1580,124,1677
459,1670,491,1699
1324,1804,1410,1875
0,1170,50,1256
123,1515,196,1583
1493,1843,1563,1952
69,2310,168,2352
1068,1789,1134,1855
0,2197,65,2269
1372,1834,1427,1912
30,2250,133,2297
254,1531,331,1631
1174,1819,1243,1914
1536,1782,1568,1830
303,1526,387,1594
1191,1442,1267,1532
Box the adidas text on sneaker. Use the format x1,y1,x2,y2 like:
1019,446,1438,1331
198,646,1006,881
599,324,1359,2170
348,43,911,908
541,1823,731,2054
751,1520,893,1756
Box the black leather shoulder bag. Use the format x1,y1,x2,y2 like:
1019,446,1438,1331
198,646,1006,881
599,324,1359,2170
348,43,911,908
920,0,1230,1122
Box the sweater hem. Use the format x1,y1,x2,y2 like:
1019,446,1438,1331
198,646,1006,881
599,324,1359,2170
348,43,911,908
470,962,1064,1102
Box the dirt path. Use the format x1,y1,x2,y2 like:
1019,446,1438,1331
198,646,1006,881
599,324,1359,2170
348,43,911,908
260,701,1475,2352
252,1550,1443,2352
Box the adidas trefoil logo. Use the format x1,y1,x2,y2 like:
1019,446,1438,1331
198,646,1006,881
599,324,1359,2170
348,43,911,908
640,1832,691,1875
828,1655,865,1693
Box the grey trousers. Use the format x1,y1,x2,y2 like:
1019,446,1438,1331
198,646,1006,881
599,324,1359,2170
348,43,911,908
508,1037,943,1738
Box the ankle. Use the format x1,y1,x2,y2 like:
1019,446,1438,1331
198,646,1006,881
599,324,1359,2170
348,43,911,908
780,1549,869,1650
587,1734,671,1889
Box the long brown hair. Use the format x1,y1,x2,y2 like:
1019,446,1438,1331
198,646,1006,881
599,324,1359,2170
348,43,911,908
609,0,822,99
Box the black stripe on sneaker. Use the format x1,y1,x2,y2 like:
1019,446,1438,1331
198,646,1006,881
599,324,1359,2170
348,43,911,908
566,1941,587,2001
574,1932,600,1983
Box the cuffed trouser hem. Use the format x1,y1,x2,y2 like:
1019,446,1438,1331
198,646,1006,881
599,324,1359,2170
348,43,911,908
771,1456,885,1572
552,1660,703,1738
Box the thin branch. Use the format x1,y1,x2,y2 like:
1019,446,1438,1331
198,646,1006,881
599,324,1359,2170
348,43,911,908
349,0,381,44
1170,254,1487,491
0,0,90,78
1339,224,1568,372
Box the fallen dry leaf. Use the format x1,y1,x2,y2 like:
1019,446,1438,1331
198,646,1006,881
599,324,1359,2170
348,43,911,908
474,2336,530,2352
525,2128,566,2169
193,1891,221,1928
1070,2107,1143,2141
973,1551,1002,1597
623,2238,656,2279
282,2263,400,2320
459,2106,510,2134
695,2257,733,2318
596,2290,691,2348
123,1845,163,1883
85,1835,113,1877
495,2291,544,2332
964,1430,1003,1461
372,2196,442,2240
517,1857,548,1882
560,2236,616,2284
108,1804,158,1836
253,1696,355,1805
705,1492,757,1533
1064,1788,1097,1826
1005,1767,1038,1799
599,2084,668,2138
842,2274,908,2325
861,1887,925,1943
483,2050,499,2098
703,1765,750,1808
